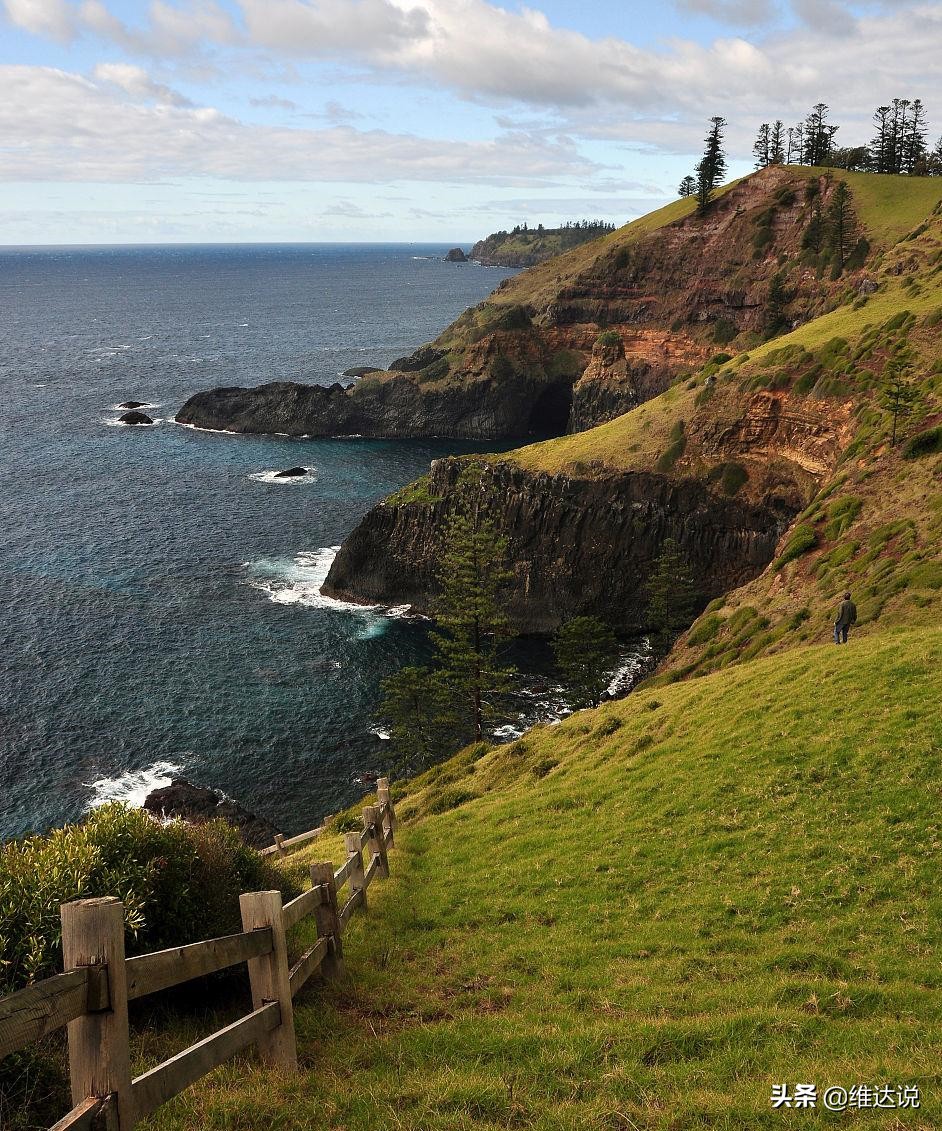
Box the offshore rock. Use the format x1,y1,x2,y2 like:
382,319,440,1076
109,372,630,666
342,366,382,378
444,248,468,262
323,458,794,634
143,778,281,850
119,410,154,425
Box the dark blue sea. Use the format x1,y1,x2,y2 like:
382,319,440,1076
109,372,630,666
0,244,645,841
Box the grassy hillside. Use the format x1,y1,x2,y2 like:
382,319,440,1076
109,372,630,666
130,169,942,1131
488,168,941,316
143,625,942,1129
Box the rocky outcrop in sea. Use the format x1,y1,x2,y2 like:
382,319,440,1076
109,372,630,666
143,778,281,850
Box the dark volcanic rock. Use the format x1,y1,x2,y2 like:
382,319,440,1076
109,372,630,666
143,778,280,850
323,458,794,634
118,400,147,409
119,410,154,425
342,366,382,378
389,344,446,372
274,466,308,478
444,247,468,262
176,365,575,442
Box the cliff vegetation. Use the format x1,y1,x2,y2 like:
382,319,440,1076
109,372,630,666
470,219,617,268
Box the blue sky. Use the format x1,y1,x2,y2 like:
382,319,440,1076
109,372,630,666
1,0,941,243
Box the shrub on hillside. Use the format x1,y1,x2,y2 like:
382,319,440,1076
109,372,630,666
656,421,687,473
825,496,863,539
775,524,818,570
903,426,942,460
0,804,293,993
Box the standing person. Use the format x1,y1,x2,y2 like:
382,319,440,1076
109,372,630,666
833,592,857,644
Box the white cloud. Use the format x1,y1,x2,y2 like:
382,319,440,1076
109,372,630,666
5,0,942,176
3,0,238,55
0,64,598,184
790,0,857,33
4,0,75,39
241,0,428,54
93,62,192,105
675,0,779,26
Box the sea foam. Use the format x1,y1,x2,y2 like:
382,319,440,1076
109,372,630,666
85,760,183,810
245,547,412,621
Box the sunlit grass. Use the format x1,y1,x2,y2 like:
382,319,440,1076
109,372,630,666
143,626,942,1130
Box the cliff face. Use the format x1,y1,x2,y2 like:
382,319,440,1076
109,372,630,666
177,326,576,440
178,168,872,441
323,459,793,633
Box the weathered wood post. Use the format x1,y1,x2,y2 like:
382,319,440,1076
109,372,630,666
239,891,297,1072
344,831,367,913
363,804,389,879
273,833,286,856
376,776,395,847
60,897,133,1130
310,863,344,979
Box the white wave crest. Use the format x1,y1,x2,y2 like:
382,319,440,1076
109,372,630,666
85,760,183,810
248,468,318,485
245,548,414,625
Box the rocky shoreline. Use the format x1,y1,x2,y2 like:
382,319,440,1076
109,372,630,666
143,778,281,850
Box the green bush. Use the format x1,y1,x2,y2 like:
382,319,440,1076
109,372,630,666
596,330,621,347
0,805,292,993
494,304,532,332
775,524,818,570
426,787,478,815
825,496,863,540
656,436,686,473
720,463,749,496
687,614,723,646
906,562,942,590
903,426,942,460
712,318,738,346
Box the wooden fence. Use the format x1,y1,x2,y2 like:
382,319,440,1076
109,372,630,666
0,778,397,1131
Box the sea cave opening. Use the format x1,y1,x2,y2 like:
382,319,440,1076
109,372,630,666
527,380,574,438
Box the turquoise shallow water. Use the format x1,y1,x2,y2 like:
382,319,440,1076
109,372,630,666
0,243,521,839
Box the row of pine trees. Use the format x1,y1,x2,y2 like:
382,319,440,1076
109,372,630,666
680,100,942,205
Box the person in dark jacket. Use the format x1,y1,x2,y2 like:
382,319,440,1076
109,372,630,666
834,592,857,644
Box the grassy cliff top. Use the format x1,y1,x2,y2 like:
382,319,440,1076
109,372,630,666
488,167,942,314
146,623,942,1130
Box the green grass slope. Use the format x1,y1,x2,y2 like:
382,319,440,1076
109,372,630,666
489,168,940,317
146,625,942,1130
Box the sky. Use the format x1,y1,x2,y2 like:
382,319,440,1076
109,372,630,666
1,0,941,243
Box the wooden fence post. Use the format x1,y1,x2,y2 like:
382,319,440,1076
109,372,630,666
376,777,395,847
363,805,389,879
60,898,133,1130
274,833,285,856
239,891,297,1072
310,863,344,979
343,832,367,912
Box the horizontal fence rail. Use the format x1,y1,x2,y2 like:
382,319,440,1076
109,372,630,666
0,778,398,1131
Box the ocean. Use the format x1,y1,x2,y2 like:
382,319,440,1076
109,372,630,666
0,243,645,841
